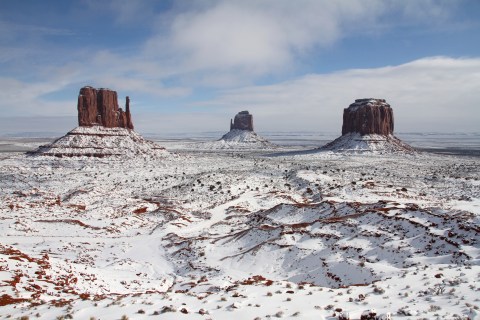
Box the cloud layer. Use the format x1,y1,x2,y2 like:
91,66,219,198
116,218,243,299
137,56,480,133
0,0,477,134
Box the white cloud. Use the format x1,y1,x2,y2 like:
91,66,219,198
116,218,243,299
144,0,386,84
0,0,475,135
190,57,480,133
141,0,460,86
0,77,76,116
2,56,478,134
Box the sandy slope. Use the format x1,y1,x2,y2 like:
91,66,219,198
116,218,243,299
30,126,168,158
0,147,479,319
319,133,415,154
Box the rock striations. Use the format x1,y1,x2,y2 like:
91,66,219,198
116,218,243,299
342,99,393,135
321,99,414,153
30,86,167,158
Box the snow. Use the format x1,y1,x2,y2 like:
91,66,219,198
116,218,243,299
319,132,415,154
346,98,389,112
0,137,479,319
188,129,277,150
30,126,169,158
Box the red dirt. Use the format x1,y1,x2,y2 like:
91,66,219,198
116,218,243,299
0,294,29,306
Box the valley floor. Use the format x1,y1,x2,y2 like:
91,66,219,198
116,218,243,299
0,146,479,319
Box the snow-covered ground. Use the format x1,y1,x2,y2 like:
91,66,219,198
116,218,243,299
30,126,169,158
0,140,479,319
319,133,415,154
175,129,277,151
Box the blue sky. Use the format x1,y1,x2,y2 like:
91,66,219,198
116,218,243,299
0,0,479,135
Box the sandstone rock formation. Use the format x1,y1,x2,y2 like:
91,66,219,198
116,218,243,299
230,111,254,131
193,110,275,150
77,86,133,129
342,99,393,136
321,98,414,153
30,86,167,158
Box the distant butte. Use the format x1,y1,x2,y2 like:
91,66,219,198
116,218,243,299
230,111,254,131
207,110,275,149
78,86,134,129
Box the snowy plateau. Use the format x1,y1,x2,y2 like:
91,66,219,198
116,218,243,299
0,138,479,320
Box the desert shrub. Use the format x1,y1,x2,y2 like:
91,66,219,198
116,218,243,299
397,307,412,316
338,312,350,320
429,305,441,312
373,286,385,294
160,305,177,313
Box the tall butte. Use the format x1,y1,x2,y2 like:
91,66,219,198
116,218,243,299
321,98,414,153
29,86,166,158
342,98,393,136
77,86,133,129
230,110,254,131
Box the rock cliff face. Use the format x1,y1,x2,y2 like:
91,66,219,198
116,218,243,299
320,98,414,153
230,111,253,131
30,86,167,158
342,99,393,136
77,86,134,129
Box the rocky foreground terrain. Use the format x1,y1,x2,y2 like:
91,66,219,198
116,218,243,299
0,145,479,319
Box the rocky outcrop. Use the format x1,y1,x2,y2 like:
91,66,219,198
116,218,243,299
191,111,274,150
342,99,393,136
30,86,167,158
320,99,414,153
77,86,134,129
230,111,253,131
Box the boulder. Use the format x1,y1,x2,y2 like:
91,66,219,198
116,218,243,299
77,86,133,129
342,99,393,135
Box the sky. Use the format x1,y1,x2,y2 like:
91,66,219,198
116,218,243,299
0,0,479,135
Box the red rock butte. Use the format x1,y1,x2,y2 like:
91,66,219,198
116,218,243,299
342,98,394,136
77,86,133,129
230,111,254,131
